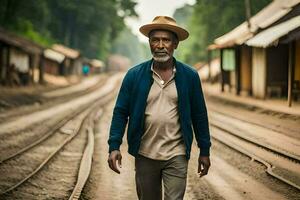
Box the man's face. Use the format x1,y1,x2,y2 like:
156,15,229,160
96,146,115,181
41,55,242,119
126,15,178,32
149,30,178,63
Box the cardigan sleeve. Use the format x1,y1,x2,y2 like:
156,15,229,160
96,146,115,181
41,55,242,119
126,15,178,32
190,72,211,156
108,71,132,153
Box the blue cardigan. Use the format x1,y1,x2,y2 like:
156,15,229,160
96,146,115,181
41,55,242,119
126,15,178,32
108,58,211,159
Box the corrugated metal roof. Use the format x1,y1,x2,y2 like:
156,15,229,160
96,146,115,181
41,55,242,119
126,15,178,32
44,48,65,63
214,0,300,48
246,15,300,48
52,44,80,59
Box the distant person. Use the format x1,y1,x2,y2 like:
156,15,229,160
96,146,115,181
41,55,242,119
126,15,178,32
108,16,211,200
82,65,90,76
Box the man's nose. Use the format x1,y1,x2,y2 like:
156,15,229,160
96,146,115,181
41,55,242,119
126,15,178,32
158,40,164,48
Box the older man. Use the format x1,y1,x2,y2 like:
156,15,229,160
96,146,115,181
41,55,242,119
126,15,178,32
108,16,211,200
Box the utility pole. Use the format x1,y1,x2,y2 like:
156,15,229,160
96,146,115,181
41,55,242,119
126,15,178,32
245,0,252,30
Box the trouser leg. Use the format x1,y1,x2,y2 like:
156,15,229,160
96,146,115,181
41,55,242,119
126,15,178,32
162,155,188,200
135,155,162,200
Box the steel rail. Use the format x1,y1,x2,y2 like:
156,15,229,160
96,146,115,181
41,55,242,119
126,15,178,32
0,99,107,196
68,109,102,200
0,87,118,197
210,119,300,163
211,125,300,191
0,92,109,164
0,75,108,124
0,74,122,199
209,106,300,148
0,106,93,195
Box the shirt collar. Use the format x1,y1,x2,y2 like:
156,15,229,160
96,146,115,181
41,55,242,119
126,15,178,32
151,63,176,73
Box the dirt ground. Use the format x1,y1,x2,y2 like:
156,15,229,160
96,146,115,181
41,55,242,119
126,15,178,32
0,74,80,111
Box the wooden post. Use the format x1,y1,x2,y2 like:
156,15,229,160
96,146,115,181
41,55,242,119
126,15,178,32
5,46,10,84
249,47,253,96
29,54,34,84
288,42,295,107
39,55,45,84
220,49,225,92
207,50,211,82
244,0,252,30
0,43,2,82
235,46,241,95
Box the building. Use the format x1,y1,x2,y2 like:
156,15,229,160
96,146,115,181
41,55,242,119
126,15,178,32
0,28,43,85
52,44,81,76
209,0,300,106
89,59,105,74
197,58,220,83
42,48,65,78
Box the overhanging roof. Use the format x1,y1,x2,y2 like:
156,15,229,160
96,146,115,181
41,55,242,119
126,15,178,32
90,59,104,68
0,27,44,54
214,22,253,48
246,16,300,48
52,44,80,59
214,0,300,48
44,49,65,63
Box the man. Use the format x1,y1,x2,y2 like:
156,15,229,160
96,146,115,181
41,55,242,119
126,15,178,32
108,16,211,200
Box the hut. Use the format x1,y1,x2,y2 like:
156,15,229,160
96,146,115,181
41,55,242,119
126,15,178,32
0,28,43,85
246,15,300,105
42,48,65,76
209,0,300,106
210,0,300,97
89,59,105,74
51,44,81,76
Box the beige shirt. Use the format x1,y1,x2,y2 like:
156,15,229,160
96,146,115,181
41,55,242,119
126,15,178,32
138,65,186,160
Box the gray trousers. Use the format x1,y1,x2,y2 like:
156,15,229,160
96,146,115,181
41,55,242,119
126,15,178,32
135,155,188,200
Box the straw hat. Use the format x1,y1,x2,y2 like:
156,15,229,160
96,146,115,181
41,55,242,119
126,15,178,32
139,16,189,41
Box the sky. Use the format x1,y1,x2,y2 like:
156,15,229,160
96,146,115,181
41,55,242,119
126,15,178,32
125,0,196,43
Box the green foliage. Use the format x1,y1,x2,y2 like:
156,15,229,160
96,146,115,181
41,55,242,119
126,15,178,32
0,0,50,34
15,20,54,47
173,4,193,27
111,27,151,65
173,4,193,62
46,0,137,58
0,0,137,59
174,0,272,65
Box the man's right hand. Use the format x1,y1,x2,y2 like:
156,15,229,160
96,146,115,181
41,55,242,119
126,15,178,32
108,150,122,174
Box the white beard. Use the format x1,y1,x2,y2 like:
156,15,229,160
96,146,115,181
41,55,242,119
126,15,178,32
152,54,171,62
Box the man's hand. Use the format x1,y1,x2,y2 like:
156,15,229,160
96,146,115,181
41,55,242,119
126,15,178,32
108,150,122,174
198,155,210,177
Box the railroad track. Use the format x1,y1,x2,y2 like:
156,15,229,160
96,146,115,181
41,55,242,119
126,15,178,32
0,74,122,199
0,88,114,163
210,118,300,191
0,90,113,199
0,74,109,124
0,74,122,161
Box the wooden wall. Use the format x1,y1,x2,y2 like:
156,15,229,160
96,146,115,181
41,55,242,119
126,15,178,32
240,46,252,95
252,47,267,99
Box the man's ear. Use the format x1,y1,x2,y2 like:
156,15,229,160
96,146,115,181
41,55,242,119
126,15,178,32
174,41,179,49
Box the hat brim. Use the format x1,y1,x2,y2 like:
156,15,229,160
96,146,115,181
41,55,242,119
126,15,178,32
139,24,189,41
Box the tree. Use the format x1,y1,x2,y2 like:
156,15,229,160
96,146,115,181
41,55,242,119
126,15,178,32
174,0,272,65
111,27,151,65
0,0,138,59
47,0,137,59
0,0,52,46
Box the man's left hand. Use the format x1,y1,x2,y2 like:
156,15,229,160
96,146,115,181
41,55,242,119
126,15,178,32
198,155,210,177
